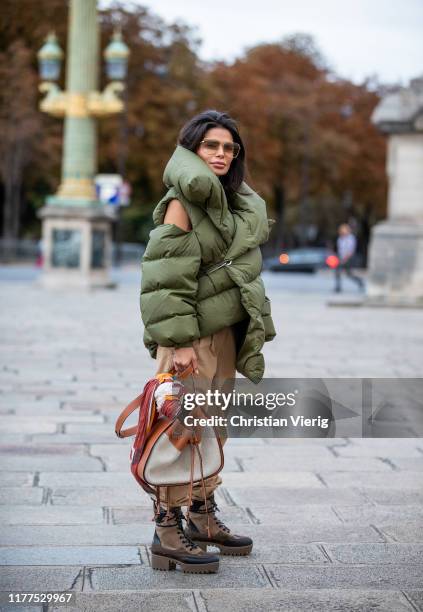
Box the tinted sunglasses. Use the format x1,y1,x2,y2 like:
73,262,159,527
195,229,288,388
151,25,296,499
199,139,241,158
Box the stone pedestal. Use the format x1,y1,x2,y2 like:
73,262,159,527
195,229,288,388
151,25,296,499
366,78,423,307
366,220,423,306
37,206,115,289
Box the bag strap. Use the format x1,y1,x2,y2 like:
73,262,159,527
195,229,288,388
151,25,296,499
114,363,194,438
115,391,147,438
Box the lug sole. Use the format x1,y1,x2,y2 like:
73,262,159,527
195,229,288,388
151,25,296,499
194,540,253,556
151,552,219,573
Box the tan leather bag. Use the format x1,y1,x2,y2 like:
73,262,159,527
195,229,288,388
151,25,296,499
115,364,224,513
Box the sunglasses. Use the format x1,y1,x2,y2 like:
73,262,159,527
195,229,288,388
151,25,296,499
199,139,241,158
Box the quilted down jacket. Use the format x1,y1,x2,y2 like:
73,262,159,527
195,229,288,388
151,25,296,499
140,145,276,383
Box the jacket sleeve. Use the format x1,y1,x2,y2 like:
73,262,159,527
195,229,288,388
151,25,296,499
140,223,201,348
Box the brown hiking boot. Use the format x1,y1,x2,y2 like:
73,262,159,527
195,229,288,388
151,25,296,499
151,506,219,573
185,494,253,556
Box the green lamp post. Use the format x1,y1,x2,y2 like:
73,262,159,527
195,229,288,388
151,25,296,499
36,0,130,289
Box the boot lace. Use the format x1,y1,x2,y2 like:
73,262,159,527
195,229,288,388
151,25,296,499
192,498,230,533
208,499,230,533
174,508,199,551
157,507,199,552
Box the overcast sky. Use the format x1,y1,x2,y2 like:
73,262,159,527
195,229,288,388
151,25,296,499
100,0,423,85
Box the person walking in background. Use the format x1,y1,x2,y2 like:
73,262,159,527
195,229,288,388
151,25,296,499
334,223,364,293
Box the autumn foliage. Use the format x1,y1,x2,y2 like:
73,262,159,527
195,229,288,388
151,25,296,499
0,0,387,257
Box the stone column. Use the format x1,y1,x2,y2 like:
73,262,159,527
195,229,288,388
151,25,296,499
366,77,423,306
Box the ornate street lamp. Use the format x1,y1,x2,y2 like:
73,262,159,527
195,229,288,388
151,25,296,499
36,0,130,289
37,32,63,81
104,30,130,81
37,28,129,118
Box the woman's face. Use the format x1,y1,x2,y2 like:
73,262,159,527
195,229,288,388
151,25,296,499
196,127,235,176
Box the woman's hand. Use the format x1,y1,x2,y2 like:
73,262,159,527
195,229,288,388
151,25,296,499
172,347,199,375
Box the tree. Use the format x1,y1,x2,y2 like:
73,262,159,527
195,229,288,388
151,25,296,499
0,6,387,253
0,40,41,241
202,36,387,254
0,0,67,242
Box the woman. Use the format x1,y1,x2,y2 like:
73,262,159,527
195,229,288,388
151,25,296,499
140,110,276,572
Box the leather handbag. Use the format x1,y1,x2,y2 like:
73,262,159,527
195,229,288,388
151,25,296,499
114,364,224,514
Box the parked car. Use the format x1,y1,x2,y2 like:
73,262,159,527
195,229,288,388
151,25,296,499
264,247,339,273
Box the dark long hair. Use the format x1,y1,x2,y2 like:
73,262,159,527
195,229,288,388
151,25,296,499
178,109,246,197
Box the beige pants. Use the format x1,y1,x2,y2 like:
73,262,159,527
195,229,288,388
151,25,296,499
154,325,236,507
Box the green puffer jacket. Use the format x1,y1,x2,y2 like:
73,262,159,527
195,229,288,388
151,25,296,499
140,145,276,383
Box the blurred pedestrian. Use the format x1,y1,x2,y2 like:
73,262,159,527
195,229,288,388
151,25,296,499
35,238,44,268
334,223,364,293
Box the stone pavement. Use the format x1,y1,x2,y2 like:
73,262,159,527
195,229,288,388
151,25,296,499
1,268,423,611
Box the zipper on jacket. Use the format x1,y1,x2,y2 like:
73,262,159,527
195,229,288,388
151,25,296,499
204,259,232,274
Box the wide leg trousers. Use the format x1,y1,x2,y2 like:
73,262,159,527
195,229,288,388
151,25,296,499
154,325,236,508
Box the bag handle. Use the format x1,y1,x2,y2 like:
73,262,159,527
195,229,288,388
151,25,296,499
115,392,145,438
114,363,194,438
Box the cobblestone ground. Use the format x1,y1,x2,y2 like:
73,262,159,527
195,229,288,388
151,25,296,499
1,268,423,611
